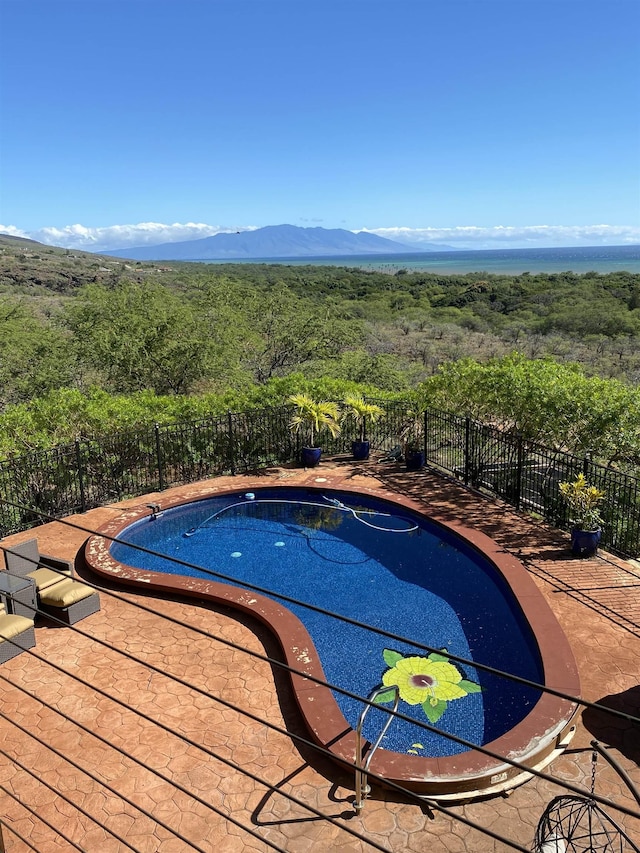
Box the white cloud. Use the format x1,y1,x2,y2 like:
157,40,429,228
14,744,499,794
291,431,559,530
0,222,258,252
358,224,640,249
0,224,31,239
1,221,638,252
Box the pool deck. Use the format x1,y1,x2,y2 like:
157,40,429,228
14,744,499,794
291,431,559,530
1,459,639,852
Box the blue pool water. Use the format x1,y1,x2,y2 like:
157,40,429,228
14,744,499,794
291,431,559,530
110,487,543,757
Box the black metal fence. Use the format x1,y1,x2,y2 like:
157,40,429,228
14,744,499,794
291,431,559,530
1,402,638,558
423,410,640,559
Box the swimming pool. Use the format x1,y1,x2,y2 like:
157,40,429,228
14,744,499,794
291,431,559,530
84,482,579,800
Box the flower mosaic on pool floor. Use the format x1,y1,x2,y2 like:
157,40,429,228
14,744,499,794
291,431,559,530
376,648,483,727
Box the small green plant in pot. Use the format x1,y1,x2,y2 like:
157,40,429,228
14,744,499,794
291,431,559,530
399,410,425,470
288,393,341,468
341,395,385,461
558,473,605,557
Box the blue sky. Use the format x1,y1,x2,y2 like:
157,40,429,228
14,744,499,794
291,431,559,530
1,0,639,251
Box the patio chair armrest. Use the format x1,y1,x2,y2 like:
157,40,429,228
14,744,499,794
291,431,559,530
39,553,74,577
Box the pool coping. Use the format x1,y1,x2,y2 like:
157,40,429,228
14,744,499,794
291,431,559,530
82,480,581,800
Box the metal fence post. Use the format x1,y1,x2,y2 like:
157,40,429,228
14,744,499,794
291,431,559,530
515,435,524,511
464,417,471,486
423,410,428,459
423,409,429,463
75,440,87,513
154,423,164,491
228,411,236,475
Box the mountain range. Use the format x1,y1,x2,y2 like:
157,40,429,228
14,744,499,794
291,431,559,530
104,224,451,261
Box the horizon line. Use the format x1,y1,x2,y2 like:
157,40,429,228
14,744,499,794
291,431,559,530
1,221,639,255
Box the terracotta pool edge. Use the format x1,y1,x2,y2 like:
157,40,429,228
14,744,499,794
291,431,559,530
81,480,581,800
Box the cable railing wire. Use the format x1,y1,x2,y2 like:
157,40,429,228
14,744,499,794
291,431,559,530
2,498,638,729
0,670,389,853
5,565,639,829
1,524,639,833
1,625,535,853
0,783,94,853
0,618,635,853
0,743,140,852
0,707,214,853
2,503,640,803
0,698,298,853
0,815,41,853
1,503,639,846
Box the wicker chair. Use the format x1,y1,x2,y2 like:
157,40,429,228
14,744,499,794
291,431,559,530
0,612,36,664
38,578,101,625
4,538,74,584
3,538,100,625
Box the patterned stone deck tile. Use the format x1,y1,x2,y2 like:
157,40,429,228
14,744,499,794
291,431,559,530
0,461,639,851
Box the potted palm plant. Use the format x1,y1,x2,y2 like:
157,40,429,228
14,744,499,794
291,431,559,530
558,473,605,557
288,393,341,468
341,395,385,461
399,410,425,470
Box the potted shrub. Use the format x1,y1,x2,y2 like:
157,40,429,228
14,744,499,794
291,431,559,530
341,395,385,461
288,393,341,468
558,473,605,557
400,411,425,470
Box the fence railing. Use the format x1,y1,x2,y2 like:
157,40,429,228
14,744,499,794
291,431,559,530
423,410,640,559
1,402,638,558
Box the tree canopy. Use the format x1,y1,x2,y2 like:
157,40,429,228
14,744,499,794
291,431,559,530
1,238,639,472
419,353,640,468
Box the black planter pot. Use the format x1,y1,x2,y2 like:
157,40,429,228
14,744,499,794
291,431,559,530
405,449,425,470
570,527,601,557
352,440,370,461
301,446,322,468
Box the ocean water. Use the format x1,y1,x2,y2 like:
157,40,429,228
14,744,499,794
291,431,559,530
203,244,640,275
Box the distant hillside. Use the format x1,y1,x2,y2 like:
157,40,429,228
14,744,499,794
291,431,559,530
0,233,162,295
0,234,45,248
104,224,449,260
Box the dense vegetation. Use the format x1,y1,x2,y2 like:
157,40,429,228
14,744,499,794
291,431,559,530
1,235,639,473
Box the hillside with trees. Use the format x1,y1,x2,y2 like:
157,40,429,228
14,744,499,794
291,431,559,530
0,235,639,472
